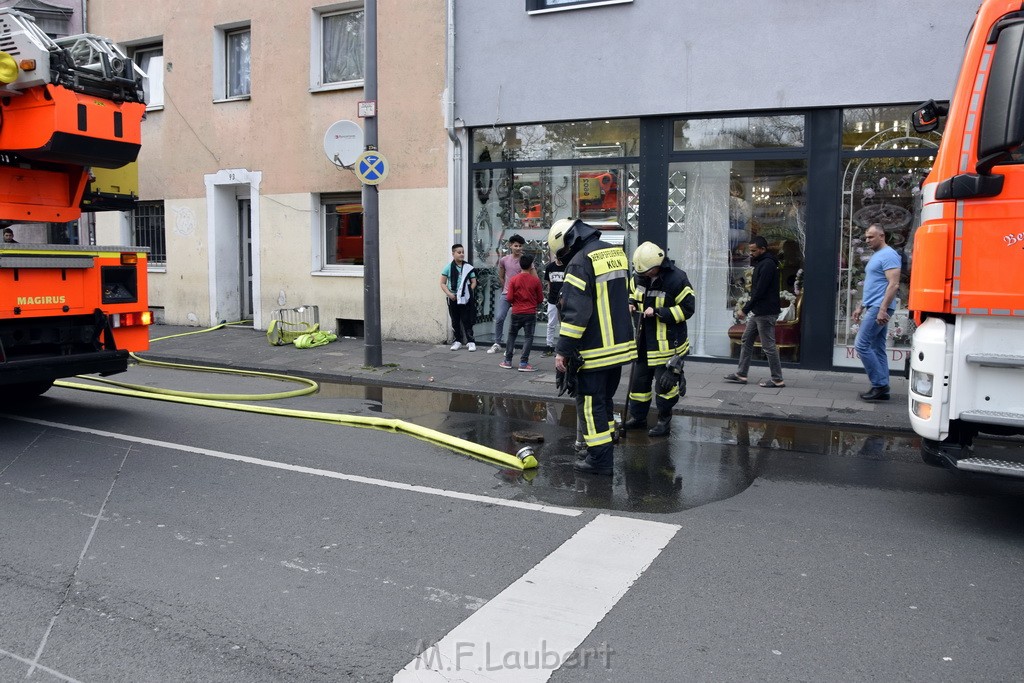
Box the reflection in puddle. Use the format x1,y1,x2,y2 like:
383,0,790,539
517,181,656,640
312,384,926,514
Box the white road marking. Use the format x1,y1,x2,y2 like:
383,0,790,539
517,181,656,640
0,646,83,683
3,415,581,517
395,514,680,682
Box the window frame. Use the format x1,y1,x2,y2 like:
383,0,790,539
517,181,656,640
313,192,364,276
132,43,164,110
213,21,251,102
310,2,365,93
526,0,632,14
130,200,167,270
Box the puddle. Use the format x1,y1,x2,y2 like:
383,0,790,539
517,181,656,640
311,383,949,514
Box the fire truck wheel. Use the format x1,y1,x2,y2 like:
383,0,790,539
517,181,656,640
2,381,54,403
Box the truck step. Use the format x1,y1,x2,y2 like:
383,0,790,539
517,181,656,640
960,410,1024,428
956,457,1024,478
966,353,1024,368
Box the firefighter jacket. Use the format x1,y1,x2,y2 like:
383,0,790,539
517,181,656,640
630,258,696,367
556,229,637,372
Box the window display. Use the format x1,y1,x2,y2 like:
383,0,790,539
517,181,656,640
833,114,938,369
667,159,806,361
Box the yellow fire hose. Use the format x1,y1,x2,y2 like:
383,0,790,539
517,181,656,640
53,322,538,471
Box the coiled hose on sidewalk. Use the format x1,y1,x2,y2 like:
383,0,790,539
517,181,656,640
54,322,538,471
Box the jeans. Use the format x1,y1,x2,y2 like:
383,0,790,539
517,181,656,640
736,314,783,382
546,302,560,348
854,305,892,388
493,294,511,345
504,313,537,365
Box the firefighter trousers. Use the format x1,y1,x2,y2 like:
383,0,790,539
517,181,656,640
575,365,623,469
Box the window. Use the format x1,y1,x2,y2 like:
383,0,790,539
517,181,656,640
225,28,251,98
132,45,164,109
321,194,363,269
526,0,632,14
132,201,166,267
312,4,364,90
214,23,251,101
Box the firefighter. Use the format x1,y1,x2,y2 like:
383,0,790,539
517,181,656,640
623,241,696,437
548,217,636,475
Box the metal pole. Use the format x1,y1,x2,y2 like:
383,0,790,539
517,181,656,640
362,0,382,367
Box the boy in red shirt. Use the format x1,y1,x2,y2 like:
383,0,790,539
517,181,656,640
500,253,544,372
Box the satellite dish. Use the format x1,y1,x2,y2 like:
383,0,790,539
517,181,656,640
323,120,364,168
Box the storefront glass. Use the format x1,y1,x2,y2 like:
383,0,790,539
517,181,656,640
667,159,806,360
833,105,941,370
472,119,640,162
469,149,640,341
673,115,804,151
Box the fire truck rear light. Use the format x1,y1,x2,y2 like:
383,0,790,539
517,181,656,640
120,253,138,265
112,311,152,327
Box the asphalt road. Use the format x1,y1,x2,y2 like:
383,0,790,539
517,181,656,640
1,366,1022,682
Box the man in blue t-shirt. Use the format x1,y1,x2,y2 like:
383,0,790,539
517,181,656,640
852,223,902,401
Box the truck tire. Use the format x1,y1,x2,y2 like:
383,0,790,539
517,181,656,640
1,381,54,403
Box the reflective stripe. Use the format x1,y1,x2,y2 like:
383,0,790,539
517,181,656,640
629,391,653,402
565,273,587,291
580,340,634,360
560,325,585,339
657,385,679,400
595,270,627,283
582,395,596,435
584,428,614,447
596,281,613,348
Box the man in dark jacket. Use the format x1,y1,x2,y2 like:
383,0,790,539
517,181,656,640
623,242,696,437
548,218,636,475
724,235,785,388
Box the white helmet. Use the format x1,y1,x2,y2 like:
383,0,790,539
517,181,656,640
632,242,665,274
547,218,579,260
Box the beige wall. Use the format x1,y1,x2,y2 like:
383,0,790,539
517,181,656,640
89,0,452,341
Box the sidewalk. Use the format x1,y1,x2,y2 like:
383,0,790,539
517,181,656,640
141,324,913,434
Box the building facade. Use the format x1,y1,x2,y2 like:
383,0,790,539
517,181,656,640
451,0,968,371
87,0,450,340
80,0,975,372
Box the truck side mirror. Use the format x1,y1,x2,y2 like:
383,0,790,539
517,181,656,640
912,100,946,133
978,18,1024,173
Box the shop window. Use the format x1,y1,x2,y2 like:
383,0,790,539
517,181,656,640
132,201,167,267
673,115,804,151
526,0,632,13
472,119,639,163
321,194,363,269
214,23,250,100
312,4,364,90
842,106,944,150
666,159,807,361
132,44,164,109
834,152,936,370
469,135,638,335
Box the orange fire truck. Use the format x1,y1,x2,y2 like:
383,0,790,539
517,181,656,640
908,0,1024,476
0,9,151,400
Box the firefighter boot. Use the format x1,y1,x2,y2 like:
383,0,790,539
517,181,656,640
648,415,672,437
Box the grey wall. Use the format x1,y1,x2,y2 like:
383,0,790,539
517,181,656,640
454,0,972,126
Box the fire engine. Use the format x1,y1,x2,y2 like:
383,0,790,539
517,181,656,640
0,9,151,400
907,0,1024,477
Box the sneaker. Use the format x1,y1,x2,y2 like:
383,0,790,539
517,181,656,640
541,347,555,357
499,361,513,369
487,343,502,354
467,342,476,352
518,363,536,372
450,341,462,351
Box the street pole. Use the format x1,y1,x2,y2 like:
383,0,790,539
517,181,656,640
362,0,382,367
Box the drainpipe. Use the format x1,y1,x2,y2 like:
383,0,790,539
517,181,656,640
445,0,463,245
80,0,86,32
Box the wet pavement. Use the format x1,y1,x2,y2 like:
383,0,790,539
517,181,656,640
140,324,913,433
